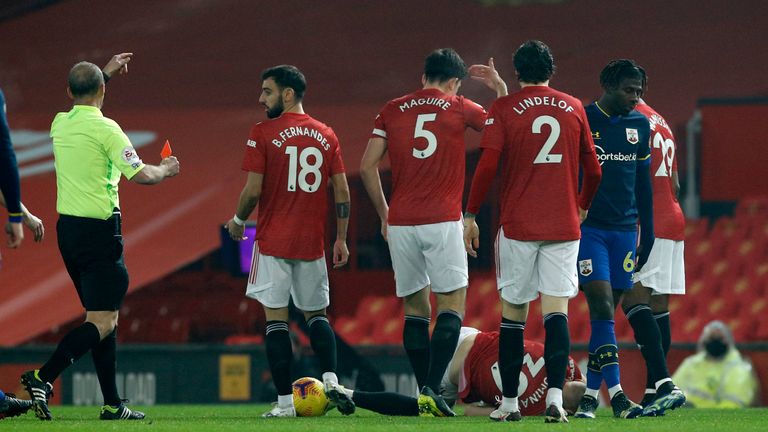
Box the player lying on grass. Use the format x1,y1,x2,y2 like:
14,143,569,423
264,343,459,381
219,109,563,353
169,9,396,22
328,327,585,419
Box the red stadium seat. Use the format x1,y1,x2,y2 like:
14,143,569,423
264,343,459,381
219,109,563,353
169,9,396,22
684,218,710,243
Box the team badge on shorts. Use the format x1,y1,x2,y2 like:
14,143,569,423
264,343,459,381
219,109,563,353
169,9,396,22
626,128,639,144
579,259,593,276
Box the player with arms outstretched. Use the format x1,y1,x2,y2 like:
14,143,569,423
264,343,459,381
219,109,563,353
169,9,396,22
226,65,354,418
360,48,507,417
463,40,601,423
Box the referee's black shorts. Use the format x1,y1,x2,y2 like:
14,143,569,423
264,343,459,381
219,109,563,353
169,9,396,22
57,209,129,311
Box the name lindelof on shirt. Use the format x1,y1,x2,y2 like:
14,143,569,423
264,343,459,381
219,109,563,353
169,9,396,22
271,126,330,150
399,97,451,112
512,96,574,115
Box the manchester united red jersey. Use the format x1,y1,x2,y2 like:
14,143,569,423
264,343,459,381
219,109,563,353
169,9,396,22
242,112,346,260
635,102,685,240
459,332,582,416
480,86,599,241
371,88,487,225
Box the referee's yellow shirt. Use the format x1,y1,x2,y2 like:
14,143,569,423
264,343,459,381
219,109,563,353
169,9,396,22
51,105,145,220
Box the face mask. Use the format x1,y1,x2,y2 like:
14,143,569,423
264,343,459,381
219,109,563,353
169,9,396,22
705,339,728,358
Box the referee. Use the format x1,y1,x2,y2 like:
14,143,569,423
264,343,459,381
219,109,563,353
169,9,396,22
21,54,180,421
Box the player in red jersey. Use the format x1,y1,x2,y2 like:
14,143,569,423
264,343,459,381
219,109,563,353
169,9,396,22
360,48,508,417
632,100,687,414
331,328,586,417
463,40,601,423
225,65,354,418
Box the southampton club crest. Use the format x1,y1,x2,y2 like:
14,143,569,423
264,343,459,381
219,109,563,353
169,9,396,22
626,128,639,144
579,259,593,276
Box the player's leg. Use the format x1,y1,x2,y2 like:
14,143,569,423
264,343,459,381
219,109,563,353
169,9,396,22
83,246,143,421
538,240,579,423
603,229,643,419
651,294,671,357
23,217,112,421
418,220,468,417
294,256,355,415
575,226,613,419
492,234,538,422
247,251,295,417
388,225,432,390
348,389,419,416
635,239,686,415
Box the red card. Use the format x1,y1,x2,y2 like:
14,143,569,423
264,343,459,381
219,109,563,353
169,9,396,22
161,140,173,158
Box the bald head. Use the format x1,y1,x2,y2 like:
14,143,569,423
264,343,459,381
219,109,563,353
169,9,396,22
563,381,586,415
68,62,104,98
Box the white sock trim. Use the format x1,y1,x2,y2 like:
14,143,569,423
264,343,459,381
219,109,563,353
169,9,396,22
277,393,294,408
322,372,339,386
608,384,623,400
500,396,518,412
546,388,563,408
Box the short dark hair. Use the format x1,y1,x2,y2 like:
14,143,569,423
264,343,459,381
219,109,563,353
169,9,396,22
513,40,555,84
600,59,648,91
261,65,307,100
424,48,467,83
68,61,104,97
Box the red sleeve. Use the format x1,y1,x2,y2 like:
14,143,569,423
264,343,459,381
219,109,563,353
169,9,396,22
577,107,601,209
328,130,346,175
478,101,504,152
466,148,501,215
242,125,266,173
370,105,388,139
463,97,488,132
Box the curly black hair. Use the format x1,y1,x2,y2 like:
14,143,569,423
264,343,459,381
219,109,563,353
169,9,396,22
599,59,647,91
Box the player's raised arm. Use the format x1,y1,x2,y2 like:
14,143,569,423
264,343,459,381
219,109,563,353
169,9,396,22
360,137,389,241
468,57,508,97
330,172,350,268
226,172,262,241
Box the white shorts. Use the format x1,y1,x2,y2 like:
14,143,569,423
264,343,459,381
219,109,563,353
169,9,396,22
440,326,480,403
495,228,579,304
633,238,685,295
388,220,468,297
245,243,330,311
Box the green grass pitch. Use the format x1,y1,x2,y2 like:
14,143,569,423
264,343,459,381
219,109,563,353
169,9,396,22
3,405,767,431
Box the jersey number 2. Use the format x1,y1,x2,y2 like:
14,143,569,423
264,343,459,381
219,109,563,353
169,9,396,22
532,115,562,164
286,146,323,193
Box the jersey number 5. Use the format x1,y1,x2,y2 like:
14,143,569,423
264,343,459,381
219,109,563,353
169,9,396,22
652,132,675,177
286,146,323,193
532,115,563,164
413,113,438,159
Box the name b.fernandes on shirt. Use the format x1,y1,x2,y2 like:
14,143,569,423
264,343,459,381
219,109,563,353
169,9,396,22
269,126,331,150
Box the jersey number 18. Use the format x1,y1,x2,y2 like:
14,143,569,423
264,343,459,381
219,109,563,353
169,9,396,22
285,146,323,193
